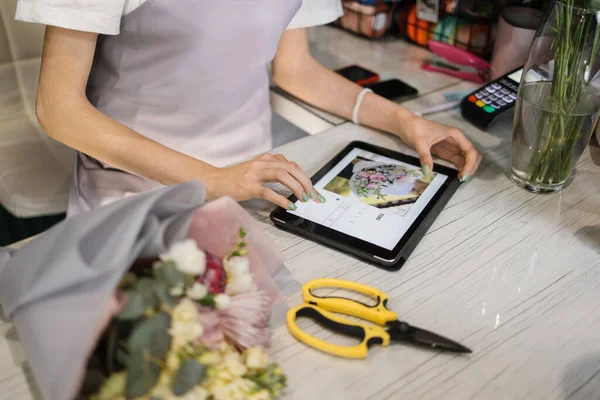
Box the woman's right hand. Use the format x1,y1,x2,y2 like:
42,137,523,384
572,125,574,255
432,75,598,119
204,153,325,210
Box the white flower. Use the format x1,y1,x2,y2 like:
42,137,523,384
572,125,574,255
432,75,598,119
169,299,203,348
211,378,256,400
151,379,210,400
224,256,250,276
166,351,180,371
179,386,210,400
226,274,254,296
186,282,208,300
198,351,221,365
244,347,269,369
215,294,230,309
170,283,185,297
211,351,248,382
160,239,206,276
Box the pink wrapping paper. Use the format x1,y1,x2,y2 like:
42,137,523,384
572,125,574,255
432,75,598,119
186,196,286,308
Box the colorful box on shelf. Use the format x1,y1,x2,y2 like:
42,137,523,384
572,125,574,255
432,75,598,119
333,0,396,38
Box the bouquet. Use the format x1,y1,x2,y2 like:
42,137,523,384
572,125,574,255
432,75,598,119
84,228,287,400
0,183,298,400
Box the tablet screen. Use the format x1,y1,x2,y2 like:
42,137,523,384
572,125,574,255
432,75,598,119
287,147,448,250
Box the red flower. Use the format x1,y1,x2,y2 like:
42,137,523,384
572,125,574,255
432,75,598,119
198,252,227,294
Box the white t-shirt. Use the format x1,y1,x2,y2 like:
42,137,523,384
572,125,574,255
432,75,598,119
15,0,343,34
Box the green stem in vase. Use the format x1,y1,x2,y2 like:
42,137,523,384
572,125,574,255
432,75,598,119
527,0,600,186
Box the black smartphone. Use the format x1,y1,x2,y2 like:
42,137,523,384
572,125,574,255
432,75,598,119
335,65,380,86
364,79,419,101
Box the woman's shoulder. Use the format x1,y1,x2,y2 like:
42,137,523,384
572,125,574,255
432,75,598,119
15,0,147,35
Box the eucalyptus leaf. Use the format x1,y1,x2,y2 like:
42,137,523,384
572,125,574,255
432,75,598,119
172,360,207,396
125,313,172,399
137,278,159,308
153,283,177,307
154,261,185,288
118,292,145,320
116,348,129,368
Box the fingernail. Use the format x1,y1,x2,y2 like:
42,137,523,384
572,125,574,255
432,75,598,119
422,165,430,175
460,173,470,182
318,194,326,203
288,202,297,211
310,190,317,200
302,192,309,202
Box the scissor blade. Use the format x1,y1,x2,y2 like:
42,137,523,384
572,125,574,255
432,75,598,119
411,328,472,353
389,322,472,353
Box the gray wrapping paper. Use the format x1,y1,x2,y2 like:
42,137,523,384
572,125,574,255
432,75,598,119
0,182,207,400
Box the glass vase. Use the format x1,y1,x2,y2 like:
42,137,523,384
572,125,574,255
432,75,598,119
511,0,600,193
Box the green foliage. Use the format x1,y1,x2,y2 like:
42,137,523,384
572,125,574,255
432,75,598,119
136,278,159,309
153,284,177,307
125,313,172,399
228,227,249,258
172,360,207,396
118,292,145,320
245,363,287,398
198,293,216,307
154,261,185,288
527,0,600,184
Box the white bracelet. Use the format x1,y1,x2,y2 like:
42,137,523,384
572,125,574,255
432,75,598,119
352,88,373,125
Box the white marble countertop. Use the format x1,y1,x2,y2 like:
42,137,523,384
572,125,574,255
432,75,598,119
243,113,600,398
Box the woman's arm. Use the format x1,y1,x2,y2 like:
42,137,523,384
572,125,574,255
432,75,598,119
36,26,318,209
36,27,213,187
272,28,482,180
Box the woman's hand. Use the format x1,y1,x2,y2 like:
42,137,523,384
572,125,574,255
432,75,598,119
204,153,324,210
400,116,483,181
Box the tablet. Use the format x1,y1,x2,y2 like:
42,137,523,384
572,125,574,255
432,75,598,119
269,141,461,271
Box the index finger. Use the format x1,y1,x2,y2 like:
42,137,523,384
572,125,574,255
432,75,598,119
449,129,480,180
272,155,324,203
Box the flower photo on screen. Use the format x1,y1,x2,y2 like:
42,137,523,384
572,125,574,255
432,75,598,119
323,153,435,217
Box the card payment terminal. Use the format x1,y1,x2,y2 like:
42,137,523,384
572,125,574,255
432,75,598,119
460,67,523,130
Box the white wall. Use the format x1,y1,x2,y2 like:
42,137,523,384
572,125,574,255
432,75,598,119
0,0,73,218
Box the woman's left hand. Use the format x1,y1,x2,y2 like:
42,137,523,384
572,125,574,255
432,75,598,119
400,116,483,181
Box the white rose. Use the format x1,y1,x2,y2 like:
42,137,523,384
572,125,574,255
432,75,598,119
160,239,206,276
226,274,254,296
224,256,250,276
186,282,208,301
169,299,203,348
215,294,230,309
244,347,269,369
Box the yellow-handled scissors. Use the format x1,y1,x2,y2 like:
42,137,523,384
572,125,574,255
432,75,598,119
287,278,471,359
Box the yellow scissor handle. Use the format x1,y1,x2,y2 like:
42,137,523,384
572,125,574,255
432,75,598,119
287,304,391,359
303,279,398,326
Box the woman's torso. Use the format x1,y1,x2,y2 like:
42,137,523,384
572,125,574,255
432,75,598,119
87,0,302,167
69,0,301,215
